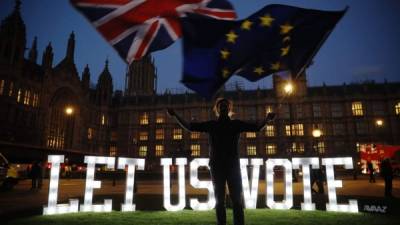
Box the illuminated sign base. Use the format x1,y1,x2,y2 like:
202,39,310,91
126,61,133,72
43,156,358,215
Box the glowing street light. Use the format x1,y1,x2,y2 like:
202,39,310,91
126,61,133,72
283,82,294,95
312,129,322,138
375,119,383,127
65,106,74,115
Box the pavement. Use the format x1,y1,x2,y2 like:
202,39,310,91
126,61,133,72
0,175,399,220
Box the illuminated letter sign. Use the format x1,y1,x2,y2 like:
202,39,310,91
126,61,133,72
266,158,293,210
161,158,187,211
240,158,263,209
322,157,358,213
189,158,215,210
292,157,319,211
42,155,360,215
80,156,115,212
43,155,79,215
118,158,145,212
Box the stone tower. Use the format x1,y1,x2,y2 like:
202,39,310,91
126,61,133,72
125,55,157,96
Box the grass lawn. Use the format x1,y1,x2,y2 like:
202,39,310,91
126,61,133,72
5,209,398,225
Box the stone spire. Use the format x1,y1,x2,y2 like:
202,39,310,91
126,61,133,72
66,31,75,61
28,36,38,63
81,64,91,91
0,0,26,64
42,42,53,69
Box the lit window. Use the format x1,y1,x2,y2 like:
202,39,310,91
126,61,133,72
293,124,304,136
156,111,165,124
24,90,30,105
110,146,117,157
155,145,164,156
0,80,4,95
140,112,149,125
191,132,200,139
265,105,274,116
285,125,292,136
139,131,148,141
139,146,147,157
17,89,22,102
266,144,277,155
352,102,364,116
265,125,275,137
32,93,39,107
290,142,304,153
87,128,93,140
285,124,304,136
395,102,400,115
246,132,256,138
8,82,13,96
247,145,257,156
101,114,106,125
316,142,325,154
173,128,183,140
191,144,201,156
155,129,164,140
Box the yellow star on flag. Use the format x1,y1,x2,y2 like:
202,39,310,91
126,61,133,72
254,66,265,75
220,49,230,60
226,31,238,43
281,46,290,56
271,62,280,71
280,23,294,34
222,68,230,78
241,20,253,30
259,14,274,27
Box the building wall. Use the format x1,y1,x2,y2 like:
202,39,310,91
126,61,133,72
0,2,399,168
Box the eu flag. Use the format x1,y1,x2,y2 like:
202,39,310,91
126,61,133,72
181,4,347,99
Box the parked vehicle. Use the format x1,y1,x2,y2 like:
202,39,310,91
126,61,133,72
0,153,19,190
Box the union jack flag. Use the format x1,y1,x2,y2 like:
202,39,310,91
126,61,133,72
70,0,237,63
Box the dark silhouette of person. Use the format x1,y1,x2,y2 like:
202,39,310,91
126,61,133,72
30,161,42,190
311,167,325,194
167,98,275,225
367,161,375,183
380,158,393,197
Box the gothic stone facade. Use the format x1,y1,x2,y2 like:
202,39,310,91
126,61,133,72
1,2,400,168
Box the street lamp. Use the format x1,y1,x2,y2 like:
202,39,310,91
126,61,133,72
283,82,294,95
375,119,383,127
65,106,74,115
312,129,322,138
312,128,322,155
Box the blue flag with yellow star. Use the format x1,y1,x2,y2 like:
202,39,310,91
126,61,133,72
181,4,347,99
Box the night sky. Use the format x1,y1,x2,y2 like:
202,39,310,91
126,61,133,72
1,0,399,93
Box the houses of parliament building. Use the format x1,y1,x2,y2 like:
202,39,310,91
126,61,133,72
1,2,400,168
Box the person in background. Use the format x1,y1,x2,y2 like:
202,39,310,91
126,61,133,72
30,161,42,190
380,158,393,198
167,98,275,225
367,161,375,183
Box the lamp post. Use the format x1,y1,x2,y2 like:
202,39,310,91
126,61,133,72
282,81,294,156
312,128,322,155
65,106,74,116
